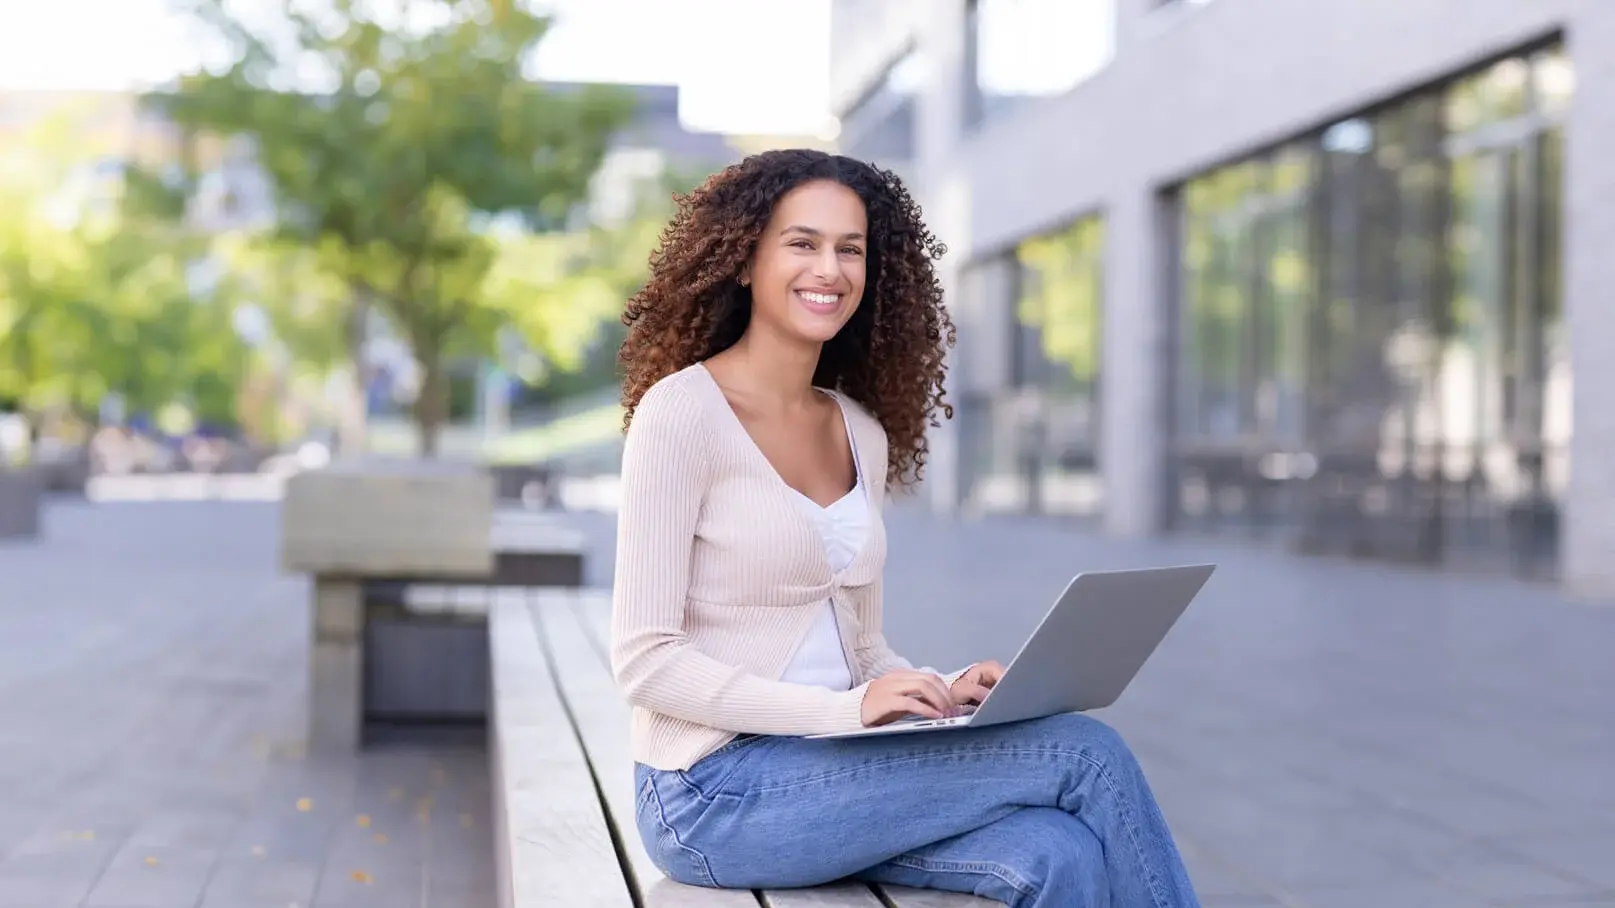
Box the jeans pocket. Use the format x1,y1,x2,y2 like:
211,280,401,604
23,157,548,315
636,769,717,887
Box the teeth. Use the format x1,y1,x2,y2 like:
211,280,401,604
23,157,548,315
799,291,839,306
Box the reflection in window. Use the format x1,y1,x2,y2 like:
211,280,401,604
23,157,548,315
959,216,1105,518
966,0,1115,128
1172,43,1569,578
1014,217,1103,391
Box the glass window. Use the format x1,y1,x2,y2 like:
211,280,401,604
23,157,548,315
1171,43,1569,577
966,0,1115,128
1447,56,1532,133
959,216,1106,519
1533,47,1575,118
1010,215,1105,517
1014,217,1104,392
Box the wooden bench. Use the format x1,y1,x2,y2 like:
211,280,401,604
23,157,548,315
489,589,1000,907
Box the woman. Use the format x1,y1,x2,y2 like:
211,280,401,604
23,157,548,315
611,149,1200,907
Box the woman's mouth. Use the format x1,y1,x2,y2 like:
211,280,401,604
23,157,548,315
796,289,842,315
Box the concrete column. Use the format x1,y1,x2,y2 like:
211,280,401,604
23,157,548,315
1099,184,1174,537
1561,12,1615,596
914,0,972,514
1113,0,1162,45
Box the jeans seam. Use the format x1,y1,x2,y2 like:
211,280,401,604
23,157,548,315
646,774,717,887
740,743,1088,795
1092,756,1173,908
679,735,769,800
885,852,1037,900
673,769,718,806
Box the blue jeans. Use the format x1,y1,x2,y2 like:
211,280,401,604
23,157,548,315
633,712,1200,907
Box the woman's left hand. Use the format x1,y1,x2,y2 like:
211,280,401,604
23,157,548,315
948,660,1006,708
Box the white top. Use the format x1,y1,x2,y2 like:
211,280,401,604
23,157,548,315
778,402,868,692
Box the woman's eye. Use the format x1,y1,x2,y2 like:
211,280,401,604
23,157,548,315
840,247,863,256
789,239,813,249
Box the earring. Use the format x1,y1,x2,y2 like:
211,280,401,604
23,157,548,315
738,275,750,288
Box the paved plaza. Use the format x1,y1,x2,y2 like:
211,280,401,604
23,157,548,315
2,496,1614,907
0,501,492,908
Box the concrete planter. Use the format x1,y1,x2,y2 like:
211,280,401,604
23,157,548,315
0,467,43,540
41,455,90,495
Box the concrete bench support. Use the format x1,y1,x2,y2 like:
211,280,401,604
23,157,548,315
309,577,364,750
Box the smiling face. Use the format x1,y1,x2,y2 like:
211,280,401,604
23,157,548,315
743,178,868,348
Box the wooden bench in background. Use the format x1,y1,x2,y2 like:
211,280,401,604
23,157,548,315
490,589,1000,908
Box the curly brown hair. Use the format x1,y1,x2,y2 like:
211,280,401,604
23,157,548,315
618,149,956,488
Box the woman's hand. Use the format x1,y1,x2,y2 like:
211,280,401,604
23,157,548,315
860,669,957,727
948,660,1006,707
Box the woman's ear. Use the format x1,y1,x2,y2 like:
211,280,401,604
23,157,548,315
738,264,751,288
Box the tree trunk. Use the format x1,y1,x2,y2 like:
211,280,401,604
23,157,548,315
336,293,371,457
414,356,447,458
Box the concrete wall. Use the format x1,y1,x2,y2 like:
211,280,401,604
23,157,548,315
832,0,1615,593
1560,10,1615,596
957,0,1580,251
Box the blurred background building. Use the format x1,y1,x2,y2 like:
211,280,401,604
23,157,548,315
831,0,1610,592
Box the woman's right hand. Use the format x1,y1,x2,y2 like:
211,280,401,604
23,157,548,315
859,669,957,727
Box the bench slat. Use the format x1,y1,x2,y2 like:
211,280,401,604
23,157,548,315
489,597,636,908
533,593,759,908
758,882,884,907
574,599,998,907
880,885,1001,906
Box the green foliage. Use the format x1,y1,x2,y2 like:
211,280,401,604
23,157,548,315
0,115,249,429
144,0,639,452
1014,216,1104,384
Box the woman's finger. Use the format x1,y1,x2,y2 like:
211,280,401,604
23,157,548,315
911,675,955,714
887,692,942,719
884,675,947,713
951,680,992,706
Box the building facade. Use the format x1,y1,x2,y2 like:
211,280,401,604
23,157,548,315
830,0,1614,592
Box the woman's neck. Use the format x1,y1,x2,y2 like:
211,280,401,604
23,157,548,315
713,329,823,412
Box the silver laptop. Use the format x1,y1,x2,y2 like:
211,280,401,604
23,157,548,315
809,564,1215,740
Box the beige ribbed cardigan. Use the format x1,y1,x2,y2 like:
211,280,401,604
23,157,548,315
610,363,952,771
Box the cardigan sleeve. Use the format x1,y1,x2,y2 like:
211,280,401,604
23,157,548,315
609,380,869,736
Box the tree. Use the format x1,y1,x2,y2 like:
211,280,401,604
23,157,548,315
0,107,250,434
145,0,636,455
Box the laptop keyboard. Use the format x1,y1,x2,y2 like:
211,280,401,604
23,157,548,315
891,705,976,728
